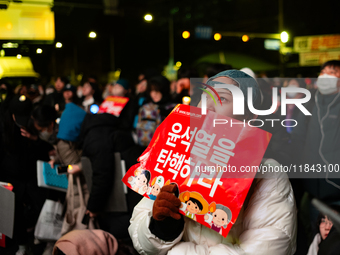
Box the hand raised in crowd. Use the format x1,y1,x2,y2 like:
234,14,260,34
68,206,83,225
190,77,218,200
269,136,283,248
20,128,37,141
153,184,182,221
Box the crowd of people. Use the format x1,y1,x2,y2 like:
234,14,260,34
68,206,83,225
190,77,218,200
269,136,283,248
0,60,340,255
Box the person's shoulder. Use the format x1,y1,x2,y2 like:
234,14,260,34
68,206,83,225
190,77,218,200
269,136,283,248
254,159,293,196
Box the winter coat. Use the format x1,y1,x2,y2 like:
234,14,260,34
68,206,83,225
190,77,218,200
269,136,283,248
79,113,135,213
291,91,340,203
0,125,53,182
128,159,297,255
307,233,321,255
43,91,65,113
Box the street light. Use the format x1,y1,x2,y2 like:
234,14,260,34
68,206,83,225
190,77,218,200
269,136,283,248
36,48,42,54
214,33,222,41
242,35,249,42
182,31,190,39
280,31,289,43
56,42,62,48
89,32,97,38
144,14,153,22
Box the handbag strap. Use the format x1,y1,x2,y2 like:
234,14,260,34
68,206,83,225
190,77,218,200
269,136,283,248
66,173,75,214
75,175,85,208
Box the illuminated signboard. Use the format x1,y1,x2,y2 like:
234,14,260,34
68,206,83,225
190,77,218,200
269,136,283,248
0,0,54,41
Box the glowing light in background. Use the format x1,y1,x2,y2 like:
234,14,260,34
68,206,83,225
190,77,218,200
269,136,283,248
90,104,99,114
182,31,190,39
242,35,249,42
214,33,222,41
144,14,153,22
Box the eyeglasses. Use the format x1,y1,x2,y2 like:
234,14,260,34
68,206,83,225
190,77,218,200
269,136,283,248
320,218,333,227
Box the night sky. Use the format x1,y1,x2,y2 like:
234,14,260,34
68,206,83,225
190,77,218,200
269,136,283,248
2,0,340,84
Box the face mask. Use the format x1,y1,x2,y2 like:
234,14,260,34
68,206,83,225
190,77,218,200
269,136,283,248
39,130,53,141
316,74,338,95
287,92,297,98
286,85,298,98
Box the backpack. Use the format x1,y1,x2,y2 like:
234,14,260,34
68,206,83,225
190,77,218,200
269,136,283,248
136,102,162,147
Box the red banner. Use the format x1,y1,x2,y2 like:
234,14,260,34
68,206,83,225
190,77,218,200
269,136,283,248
99,96,129,116
122,104,271,237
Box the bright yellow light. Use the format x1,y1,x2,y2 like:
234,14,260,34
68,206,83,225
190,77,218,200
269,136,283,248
182,96,191,105
242,35,249,42
114,69,121,80
182,31,190,39
214,33,222,41
280,31,289,43
0,49,5,57
68,165,73,171
6,23,12,30
36,48,42,54
89,32,97,38
144,14,153,22
176,61,182,68
19,95,26,101
56,42,62,48
16,54,22,59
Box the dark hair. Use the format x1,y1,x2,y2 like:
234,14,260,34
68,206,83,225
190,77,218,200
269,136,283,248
56,76,69,85
206,63,233,78
185,197,203,211
139,68,160,82
321,60,340,71
316,205,340,235
177,67,198,79
141,170,151,185
31,105,57,128
147,76,170,97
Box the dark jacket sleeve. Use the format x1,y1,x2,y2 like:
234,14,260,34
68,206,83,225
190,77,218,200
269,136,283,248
32,138,54,162
85,134,115,212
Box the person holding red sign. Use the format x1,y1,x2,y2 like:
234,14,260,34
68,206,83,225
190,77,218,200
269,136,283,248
129,70,297,255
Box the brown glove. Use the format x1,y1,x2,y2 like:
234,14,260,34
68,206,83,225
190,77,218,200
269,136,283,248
152,184,182,221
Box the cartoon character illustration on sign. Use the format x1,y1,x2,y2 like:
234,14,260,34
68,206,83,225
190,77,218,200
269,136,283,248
128,168,151,195
179,191,215,222
147,177,169,200
204,204,232,235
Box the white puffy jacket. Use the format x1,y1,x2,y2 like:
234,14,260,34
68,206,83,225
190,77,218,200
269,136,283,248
129,159,297,255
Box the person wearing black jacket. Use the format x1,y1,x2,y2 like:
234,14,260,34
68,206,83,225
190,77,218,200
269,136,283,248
43,76,68,114
0,95,53,253
78,113,139,238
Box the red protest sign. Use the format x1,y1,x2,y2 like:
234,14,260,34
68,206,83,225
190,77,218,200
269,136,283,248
99,96,129,116
122,104,271,237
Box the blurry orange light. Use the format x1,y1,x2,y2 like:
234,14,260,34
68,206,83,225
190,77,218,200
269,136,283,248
182,31,190,39
242,35,249,42
182,96,191,105
214,33,222,41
